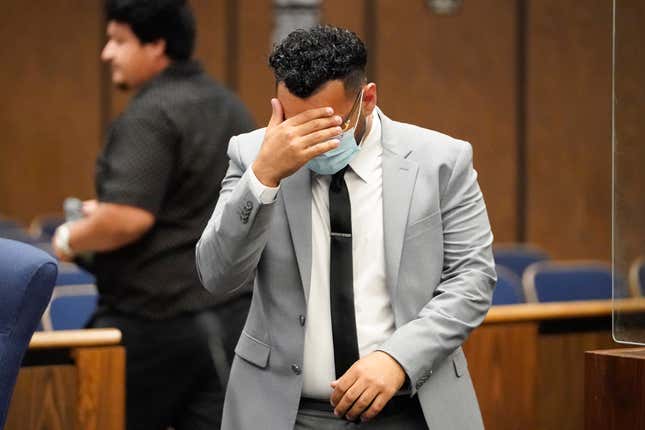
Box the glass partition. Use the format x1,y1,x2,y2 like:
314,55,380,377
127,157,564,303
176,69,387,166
612,0,645,345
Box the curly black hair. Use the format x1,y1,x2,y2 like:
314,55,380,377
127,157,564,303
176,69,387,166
105,0,195,61
268,25,367,98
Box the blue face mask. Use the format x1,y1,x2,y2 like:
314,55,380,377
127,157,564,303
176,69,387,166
306,91,363,175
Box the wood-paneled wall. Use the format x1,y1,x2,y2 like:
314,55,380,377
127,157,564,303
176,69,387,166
0,1,632,262
525,0,612,260
373,0,520,244
0,1,103,224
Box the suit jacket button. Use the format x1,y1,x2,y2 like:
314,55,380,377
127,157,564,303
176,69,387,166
291,364,302,375
299,315,306,326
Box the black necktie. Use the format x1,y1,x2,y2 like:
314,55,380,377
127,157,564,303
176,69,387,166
329,167,360,378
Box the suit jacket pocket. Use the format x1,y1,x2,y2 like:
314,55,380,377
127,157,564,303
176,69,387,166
452,348,468,378
405,210,442,241
235,331,271,369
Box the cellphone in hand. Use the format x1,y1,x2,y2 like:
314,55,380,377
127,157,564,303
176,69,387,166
63,197,84,222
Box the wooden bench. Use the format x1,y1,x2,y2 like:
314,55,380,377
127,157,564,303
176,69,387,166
5,328,124,430
464,298,645,430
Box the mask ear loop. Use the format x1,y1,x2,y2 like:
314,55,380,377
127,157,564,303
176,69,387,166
340,90,363,136
354,89,364,129
352,89,366,145
341,89,365,133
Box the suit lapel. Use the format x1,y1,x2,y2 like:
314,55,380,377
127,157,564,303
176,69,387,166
379,110,418,297
280,109,416,302
281,167,313,302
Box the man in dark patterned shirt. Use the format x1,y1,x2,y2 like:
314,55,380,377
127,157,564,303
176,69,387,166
51,1,255,428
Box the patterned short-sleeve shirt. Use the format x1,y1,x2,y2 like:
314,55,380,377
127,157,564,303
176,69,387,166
94,60,255,319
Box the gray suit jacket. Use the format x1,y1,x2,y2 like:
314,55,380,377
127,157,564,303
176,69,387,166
196,109,496,429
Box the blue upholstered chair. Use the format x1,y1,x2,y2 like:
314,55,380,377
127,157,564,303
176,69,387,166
629,257,645,297
0,239,57,428
494,244,549,278
492,265,525,305
0,216,22,230
0,219,20,229
29,214,65,241
523,261,612,303
41,284,98,330
0,227,38,245
55,264,96,286
38,263,97,331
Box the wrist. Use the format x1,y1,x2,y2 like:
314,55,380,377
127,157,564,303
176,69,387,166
252,161,280,187
376,351,406,386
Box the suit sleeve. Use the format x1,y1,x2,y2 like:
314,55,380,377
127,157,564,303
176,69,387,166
195,135,278,298
378,140,496,394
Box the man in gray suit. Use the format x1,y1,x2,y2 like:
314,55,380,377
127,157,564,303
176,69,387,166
196,25,496,429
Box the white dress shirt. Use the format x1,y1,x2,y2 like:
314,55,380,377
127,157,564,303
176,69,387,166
248,110,395,399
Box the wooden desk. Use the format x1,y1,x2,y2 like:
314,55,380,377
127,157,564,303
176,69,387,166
463,299,645,430
5,329,125,430
585,348,645,430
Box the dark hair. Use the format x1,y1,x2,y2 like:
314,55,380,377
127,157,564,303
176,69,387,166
268,25,367,98
105,0,196,61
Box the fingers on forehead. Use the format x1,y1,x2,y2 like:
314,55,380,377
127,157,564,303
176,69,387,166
288,107,334,125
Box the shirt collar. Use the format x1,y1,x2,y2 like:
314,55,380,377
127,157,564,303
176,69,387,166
348,109,382,183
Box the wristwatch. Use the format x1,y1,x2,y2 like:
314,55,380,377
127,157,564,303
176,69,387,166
54,222,75,258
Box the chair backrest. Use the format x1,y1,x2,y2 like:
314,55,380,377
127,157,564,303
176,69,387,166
492,265,525,305
0,219,20,229
55,265,96,286
29,214,65,241
523,261,612,303
0,239,57,428
628,256,645,297
41,261,96,331
0,227,38,245
494,244,549,278
41,285,98,331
